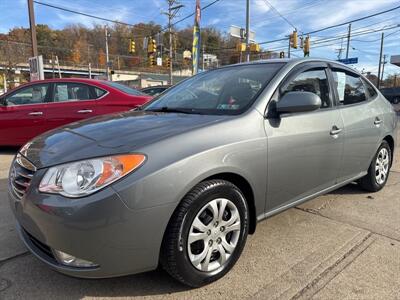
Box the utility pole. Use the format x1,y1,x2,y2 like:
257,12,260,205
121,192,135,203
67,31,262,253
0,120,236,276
287,37,291,59
105,26,110,81
245,0,250,62
27,0,38,57
345,23,351,59
168,5,173,84
381,54,387,84
377,32,384,89
336,37,345,60
87,44,92,79
165,0,183,85
51,53,55,78
202,44,205,71
55,56,61,78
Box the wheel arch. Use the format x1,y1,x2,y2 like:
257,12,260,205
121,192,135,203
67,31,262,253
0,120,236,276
383,135,395,167
203,172,257,234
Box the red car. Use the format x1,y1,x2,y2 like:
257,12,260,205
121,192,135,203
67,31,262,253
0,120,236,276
0,78,152,146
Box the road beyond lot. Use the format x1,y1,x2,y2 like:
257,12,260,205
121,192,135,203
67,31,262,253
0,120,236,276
0,118,399,300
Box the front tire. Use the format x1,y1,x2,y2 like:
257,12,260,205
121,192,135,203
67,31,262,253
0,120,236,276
359,141,391,192
160,180,249,287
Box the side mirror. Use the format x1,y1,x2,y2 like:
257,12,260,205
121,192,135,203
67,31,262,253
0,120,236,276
276,91,321,114
0,96,6,106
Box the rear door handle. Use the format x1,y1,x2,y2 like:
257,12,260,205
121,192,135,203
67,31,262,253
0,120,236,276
330,126,342,136
374,117,383,126
28,111,43,116
77,109,93,114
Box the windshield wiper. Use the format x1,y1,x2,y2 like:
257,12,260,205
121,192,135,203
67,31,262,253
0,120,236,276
145,106,200,114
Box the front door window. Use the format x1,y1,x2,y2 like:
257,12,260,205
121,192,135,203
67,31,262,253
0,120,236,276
6,84,50,106
282,69,331,109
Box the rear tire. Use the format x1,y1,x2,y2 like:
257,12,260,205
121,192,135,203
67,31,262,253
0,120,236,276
359,141,391,192
160,179,249,287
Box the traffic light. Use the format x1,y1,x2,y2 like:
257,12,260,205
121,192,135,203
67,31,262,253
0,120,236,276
147,38,157,53
303,36,310,57
128,39,135,54
148,55,156,67
290,30,298,49
279,51,285,58
166,57,171,67
236,43,246,52
250,43,260,52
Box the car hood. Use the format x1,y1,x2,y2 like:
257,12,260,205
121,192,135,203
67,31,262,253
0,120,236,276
21,111,230,169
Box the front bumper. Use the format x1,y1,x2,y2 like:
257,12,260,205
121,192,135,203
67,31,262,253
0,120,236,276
9,170,177,278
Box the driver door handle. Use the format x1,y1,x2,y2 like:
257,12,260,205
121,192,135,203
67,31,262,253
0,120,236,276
330,126,342,136
28,111,43,116
374,117,383,126
77,109,93,114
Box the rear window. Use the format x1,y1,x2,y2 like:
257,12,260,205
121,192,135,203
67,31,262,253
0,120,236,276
103,82,146,96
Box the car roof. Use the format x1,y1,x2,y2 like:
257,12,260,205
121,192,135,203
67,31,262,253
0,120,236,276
24,78,107,84
220,57,356,69
214,57,363,77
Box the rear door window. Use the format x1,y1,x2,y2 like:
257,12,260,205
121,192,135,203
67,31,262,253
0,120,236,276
362,78,377,99
331,70,366,105
94,87,107,98
54,83,93,102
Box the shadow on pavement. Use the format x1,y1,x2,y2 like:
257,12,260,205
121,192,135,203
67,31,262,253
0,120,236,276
1,253,191,298
328,182,367,195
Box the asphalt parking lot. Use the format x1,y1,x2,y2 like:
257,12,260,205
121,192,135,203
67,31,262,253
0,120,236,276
0,113,399,300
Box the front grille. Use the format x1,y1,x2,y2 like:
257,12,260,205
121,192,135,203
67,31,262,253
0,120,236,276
10,153,36,200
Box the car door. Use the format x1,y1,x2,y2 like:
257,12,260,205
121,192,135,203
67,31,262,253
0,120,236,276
330,67,384,182
264,63,344,212
0,83,50,146
43,82,98,132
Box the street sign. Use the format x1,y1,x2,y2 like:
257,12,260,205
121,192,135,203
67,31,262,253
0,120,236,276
230,25,255,42
338,57,358,64
157,57,162,66
28,56,44,81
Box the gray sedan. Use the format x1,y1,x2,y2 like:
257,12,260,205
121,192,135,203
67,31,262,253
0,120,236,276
9,58,397,287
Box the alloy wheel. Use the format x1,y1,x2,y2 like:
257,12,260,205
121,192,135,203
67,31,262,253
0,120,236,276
187,198,241,272
375,148,390,185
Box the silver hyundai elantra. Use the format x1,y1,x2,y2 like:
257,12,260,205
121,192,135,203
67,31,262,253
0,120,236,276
9,58,397,287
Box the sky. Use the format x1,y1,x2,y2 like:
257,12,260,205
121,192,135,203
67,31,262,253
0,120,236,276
1,0,399,77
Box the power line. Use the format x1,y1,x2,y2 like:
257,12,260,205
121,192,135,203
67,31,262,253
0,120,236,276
33,0,223,40
252,0,324,23
305,4,400,35
33,1,138,27
352,28,400,42
260,24,399,53
262,0,297,30
258,4,400,45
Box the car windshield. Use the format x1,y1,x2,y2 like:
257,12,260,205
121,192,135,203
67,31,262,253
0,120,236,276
103,81,147,96
144,63,284,115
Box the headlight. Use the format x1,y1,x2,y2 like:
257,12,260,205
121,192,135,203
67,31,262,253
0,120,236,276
39,154,146,198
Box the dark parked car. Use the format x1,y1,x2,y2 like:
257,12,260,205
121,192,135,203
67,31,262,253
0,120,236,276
0,78,152,146
141,85,171,96
9,59,397,287
380,87,400,104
